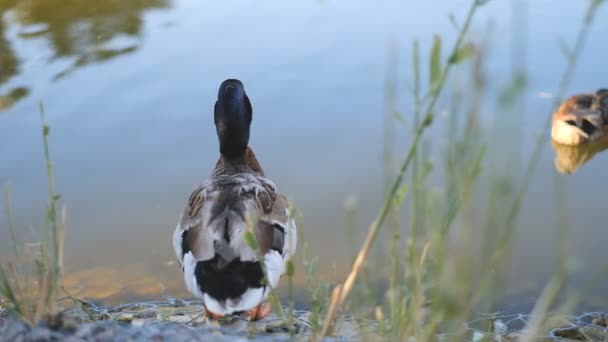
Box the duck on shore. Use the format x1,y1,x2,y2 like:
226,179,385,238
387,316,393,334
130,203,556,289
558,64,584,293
172,79,297,321
551,89,608,146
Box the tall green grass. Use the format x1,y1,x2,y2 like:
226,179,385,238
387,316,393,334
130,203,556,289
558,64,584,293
0,102,65,325
312,0,606,340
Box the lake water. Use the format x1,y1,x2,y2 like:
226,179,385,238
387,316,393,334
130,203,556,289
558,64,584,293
1,0,608,313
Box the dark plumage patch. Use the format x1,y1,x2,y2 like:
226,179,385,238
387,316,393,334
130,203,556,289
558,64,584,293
581,119,597,135
223,218,230,243
180,229,191,270
214,79,253,158
574,95,593,108
565,119,597,135
195,255,265,301
271,224,285,254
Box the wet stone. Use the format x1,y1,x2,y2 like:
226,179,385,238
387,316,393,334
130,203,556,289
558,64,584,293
579,324,608,340
552,326,588,341
264,321,304,335
130,319,147,327
170,297,189,307
113,313,133,323
27,326,60,341
0,318,29,341
134,309,159,319
591,314,608,327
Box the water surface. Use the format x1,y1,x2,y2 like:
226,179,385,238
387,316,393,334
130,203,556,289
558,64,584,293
1,0,608,312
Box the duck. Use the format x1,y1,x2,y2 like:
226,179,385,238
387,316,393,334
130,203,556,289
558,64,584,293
551,89,608,146
172,79,297,321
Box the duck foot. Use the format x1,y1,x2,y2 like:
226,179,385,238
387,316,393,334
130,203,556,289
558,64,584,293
204,307,225,321
244,303,271,321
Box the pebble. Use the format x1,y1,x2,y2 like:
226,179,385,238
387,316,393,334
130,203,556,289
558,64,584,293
134,309,159,319
592,314,608,327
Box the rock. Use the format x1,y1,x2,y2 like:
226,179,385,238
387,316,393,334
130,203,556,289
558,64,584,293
27,326,56,341
130,319,147,327
134,309,159,319
107,303,148,313
73,321,131,341
552,326,588,341
0,318,29,341
591,314,608,327
167,314,197,324
166,297,188,307
114,313,133,324
579,324,608,340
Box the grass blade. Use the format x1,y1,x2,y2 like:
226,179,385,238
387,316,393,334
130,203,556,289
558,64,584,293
429,35,442,95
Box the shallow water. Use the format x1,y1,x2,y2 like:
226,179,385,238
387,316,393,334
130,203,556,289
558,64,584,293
1,0,608,312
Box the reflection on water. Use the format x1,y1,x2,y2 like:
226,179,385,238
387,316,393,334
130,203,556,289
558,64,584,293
64,267,166,303
0,87,28,111
0,1,25,110
552,135,608,174
0,0,170,110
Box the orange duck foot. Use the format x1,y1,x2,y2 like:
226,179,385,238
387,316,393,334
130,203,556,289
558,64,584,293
244,303,272,321
204,307,225,321
204,303,271,322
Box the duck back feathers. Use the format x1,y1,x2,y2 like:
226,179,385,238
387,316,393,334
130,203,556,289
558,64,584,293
173,150,297,315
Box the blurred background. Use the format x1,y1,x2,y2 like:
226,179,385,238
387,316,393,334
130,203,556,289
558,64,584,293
0,0,607,314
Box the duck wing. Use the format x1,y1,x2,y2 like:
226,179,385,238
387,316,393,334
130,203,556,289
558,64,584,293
172,173,296,313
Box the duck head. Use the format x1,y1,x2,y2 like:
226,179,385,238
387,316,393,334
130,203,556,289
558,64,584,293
214,79,253,158
551,92,605,146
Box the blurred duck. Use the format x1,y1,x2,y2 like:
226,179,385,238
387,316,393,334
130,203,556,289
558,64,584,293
551,89,608,146
172,79,297,321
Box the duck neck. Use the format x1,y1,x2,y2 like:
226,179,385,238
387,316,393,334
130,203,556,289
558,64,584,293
214,147,265,176
217,124,249,158
220,152,248,169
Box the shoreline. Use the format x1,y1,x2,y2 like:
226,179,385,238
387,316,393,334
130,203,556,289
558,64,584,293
2,299,608,341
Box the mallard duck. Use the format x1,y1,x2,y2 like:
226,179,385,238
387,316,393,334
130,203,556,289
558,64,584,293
551,89,608,146
172,79,297,321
